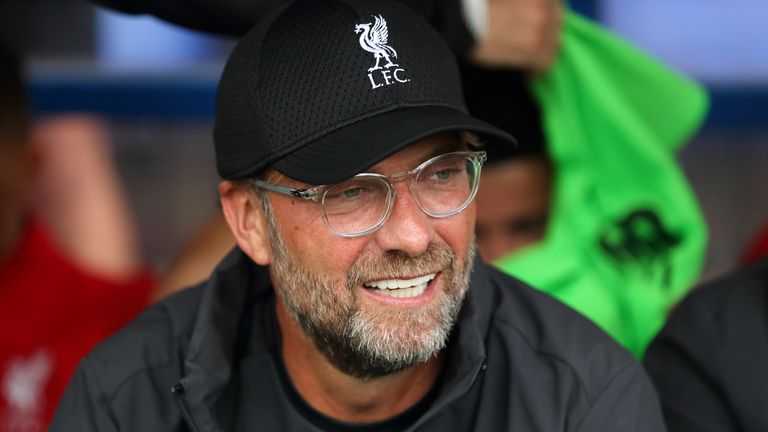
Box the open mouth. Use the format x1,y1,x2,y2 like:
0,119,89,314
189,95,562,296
363,273,437,299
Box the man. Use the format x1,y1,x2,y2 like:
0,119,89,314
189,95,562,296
644,257,768,431
52,0,665,430
144,0,706,361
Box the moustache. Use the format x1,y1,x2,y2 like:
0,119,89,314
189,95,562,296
346,242,456,290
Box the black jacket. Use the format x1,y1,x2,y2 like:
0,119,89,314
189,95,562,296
52,249,665,431
644,258,768,432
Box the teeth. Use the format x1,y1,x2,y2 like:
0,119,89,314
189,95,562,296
365,274,435,290
363,274,436,298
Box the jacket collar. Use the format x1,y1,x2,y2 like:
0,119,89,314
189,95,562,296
176,248,266,431
409,258,493,429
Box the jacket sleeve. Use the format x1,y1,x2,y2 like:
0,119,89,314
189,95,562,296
89,0,285,36
573,363,668,432
49,358,118,432
88,0,476,53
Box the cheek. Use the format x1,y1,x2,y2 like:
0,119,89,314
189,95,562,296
275,202,368,278
435,205,476,259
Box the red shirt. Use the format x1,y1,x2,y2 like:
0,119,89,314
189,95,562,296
0,219,153,430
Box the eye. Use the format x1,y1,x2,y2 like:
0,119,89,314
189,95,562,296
327,186,362,201
425,162,465,183
340,187,362,199
430,168,459,181
325,179,379,203
323,179,385,216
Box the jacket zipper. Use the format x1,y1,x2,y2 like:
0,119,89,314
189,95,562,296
172,383,201,432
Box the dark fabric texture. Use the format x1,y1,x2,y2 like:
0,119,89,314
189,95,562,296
51,249,665,431
644,257,768,432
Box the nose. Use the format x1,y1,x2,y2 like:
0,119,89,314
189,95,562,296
373,182,434,257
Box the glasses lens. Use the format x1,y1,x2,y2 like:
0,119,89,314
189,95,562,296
414,153,478,216
322,177,390,236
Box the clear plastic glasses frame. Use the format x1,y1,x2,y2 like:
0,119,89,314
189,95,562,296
251,150,487,237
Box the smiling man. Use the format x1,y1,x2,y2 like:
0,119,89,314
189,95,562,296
52,0,665,430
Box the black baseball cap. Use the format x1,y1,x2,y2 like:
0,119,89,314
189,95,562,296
214,0,517,184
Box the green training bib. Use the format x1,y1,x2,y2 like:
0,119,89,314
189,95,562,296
495,12,709,358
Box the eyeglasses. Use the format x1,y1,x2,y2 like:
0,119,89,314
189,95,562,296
251,151,487,237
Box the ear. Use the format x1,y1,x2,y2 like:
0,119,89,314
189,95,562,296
219,181,272,265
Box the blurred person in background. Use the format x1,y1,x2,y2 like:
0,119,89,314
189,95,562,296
644,257,768,432
465,10,709,358
462,66,552,260
96,0,707,359
0,42,153,430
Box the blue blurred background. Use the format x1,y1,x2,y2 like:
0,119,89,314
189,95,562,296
1,0,765,278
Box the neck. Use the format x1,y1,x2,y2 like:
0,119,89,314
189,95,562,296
275,299,444,423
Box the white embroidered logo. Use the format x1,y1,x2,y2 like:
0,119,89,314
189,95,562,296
1,350,52,432
355,15,410,89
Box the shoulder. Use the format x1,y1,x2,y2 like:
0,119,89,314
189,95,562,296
670,258,767,328
463,262,664,428
647,257,768,363
79,283,205,397
643,258,768,431
50,284,207,430
475,263,639,399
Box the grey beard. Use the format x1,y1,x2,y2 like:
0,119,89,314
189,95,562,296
262,197,475,379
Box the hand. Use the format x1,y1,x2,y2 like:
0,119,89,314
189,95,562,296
468,0,562,73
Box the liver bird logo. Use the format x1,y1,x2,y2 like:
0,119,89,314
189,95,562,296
355,15,399,72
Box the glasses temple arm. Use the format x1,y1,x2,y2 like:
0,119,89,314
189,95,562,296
251,179,319,200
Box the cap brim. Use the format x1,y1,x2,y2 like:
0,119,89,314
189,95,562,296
273,105,518,185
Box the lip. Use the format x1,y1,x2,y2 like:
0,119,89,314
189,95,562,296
360,272,442,305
